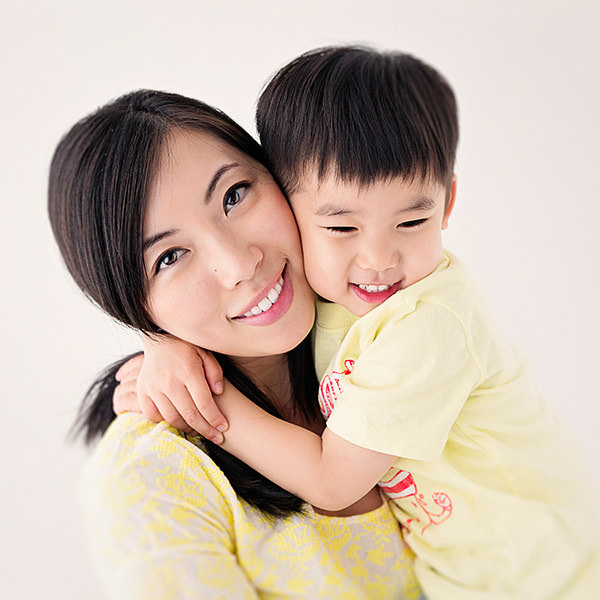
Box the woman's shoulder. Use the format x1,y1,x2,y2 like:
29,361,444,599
86,412,212,472
81,412,237,520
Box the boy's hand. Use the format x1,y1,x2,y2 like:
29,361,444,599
114,336,227,444
113,353,163,419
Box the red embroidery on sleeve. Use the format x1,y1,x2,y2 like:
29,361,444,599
318,359,355,418
379,470,453,535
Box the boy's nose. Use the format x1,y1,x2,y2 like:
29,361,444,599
356,237,399,273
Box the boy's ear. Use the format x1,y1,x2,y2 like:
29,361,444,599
442,174,457,230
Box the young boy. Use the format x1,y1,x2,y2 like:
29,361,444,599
119,47,599,597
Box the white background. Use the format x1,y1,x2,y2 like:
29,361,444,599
1,1,599,598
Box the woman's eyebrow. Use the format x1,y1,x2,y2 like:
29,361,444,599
205,162,240,203
143,229,178,253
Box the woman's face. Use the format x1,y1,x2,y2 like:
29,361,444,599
143,129,315,358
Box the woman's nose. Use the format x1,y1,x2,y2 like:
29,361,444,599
209,235,263,288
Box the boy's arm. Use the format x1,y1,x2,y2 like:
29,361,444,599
112,341,394,509
114,353,392,510
217,381,397,511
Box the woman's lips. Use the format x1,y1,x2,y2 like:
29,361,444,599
241,276,284,317
233,266,293,326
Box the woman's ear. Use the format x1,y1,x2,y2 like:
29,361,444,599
442,174,457,230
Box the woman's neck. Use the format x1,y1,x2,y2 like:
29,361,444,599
231,353,324,433
231,353,293,414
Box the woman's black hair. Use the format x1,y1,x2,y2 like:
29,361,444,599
49,90,268,333
256,45,459,201
51,90,320,518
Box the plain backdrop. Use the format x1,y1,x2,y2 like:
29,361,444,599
1,1,599,597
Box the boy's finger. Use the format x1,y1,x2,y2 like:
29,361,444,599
186,378,228,432
152,387,224,443
115,353,144,382
113,381,139,414
199,350,224,395
139,394,166,424
115,354,143,381
179,394,225,442
140,393,194,435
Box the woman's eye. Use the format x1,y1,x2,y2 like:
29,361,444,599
398,218,428,229
155,248,185,273
223,183,249,214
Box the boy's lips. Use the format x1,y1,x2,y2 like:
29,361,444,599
350,280,402,304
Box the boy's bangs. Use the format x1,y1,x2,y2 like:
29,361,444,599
256,46,458,195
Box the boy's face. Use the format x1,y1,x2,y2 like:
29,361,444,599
288,172,456,317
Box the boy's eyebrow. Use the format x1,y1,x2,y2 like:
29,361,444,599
314,204,354,216
314,195,437,217
205,162,240,203
402,196,437,212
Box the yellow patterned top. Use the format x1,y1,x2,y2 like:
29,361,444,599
80,413,423,599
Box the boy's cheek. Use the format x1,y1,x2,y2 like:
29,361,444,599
297,226,346,297
303,250,339,299
299,229,327,268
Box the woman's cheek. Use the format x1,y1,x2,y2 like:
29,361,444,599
271,212,302,251
147,280,187,331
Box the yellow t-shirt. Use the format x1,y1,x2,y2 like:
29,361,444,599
315,251,600,599
80,413,423,599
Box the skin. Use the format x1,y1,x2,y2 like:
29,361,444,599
130,128,384,516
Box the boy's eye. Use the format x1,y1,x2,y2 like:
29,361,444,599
155,248,186,273
326,226,357,234
398,218,428,229
223,183,249,215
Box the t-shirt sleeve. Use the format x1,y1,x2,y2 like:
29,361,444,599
326,301,482,461
80,416,259,600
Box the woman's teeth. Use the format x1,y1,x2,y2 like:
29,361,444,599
243,277,284,317
358,283,391,292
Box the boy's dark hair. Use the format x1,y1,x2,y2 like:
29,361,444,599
256,45,459,202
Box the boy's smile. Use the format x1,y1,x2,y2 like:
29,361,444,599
289,172,456,317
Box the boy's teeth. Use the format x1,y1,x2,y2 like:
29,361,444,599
358,283,391,292
243,276,284,317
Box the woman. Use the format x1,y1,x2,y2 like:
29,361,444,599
48,90,422,599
